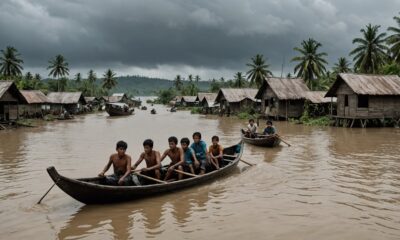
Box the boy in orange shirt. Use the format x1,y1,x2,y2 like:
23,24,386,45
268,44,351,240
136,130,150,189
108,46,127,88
208,136,223,170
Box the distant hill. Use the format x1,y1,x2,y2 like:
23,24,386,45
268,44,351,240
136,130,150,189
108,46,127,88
112,75,212,96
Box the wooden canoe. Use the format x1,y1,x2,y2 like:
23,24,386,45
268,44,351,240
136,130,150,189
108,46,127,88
241,133,281,147
47,141,244,204
105,103,134,116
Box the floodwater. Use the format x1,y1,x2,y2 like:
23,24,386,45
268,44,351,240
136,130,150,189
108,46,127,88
0,100,400,240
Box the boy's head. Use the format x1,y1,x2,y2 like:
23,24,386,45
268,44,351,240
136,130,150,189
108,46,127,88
249,119,254,125
212,135,219,145
168,136,178,149
180,137,190,150
116,141,127,156
143,139,154,153
192,132,201,143
266,120,273,127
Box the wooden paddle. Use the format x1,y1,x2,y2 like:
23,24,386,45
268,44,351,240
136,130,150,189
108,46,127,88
275,134,291,147
37,183,56,204
223,154,255,166
174,169,197,178
132,172,167,184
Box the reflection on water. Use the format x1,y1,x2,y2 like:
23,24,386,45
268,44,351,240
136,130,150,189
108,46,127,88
0,101,400,239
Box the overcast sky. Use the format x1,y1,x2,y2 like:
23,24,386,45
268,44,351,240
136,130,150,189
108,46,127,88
0,0,399,80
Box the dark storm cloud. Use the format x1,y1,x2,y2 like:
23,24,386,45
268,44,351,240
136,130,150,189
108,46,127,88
0,0,399,79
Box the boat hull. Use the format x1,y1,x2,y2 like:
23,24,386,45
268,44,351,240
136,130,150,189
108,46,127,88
242,134,280,147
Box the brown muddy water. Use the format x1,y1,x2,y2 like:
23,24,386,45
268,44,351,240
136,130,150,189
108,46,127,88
0,102,400,240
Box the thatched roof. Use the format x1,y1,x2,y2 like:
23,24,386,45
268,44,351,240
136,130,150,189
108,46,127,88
84,97,96,103
200,93,218,107
181,96,197,103
174,96,182,102
0,81,26,103
112,93,126,97
326,73,400,97
305,91,336,104
107,96,124,103
20,90,49,104
47,92,86,104
255,77,309,100
215,88,258,103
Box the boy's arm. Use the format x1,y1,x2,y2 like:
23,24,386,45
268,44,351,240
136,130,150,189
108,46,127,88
99,156,113,176
118,156,132,184
217,146,224,158
171,148,185,169
131,153,144,170
192,150,200,167
160,149,169,162
147,151,161,171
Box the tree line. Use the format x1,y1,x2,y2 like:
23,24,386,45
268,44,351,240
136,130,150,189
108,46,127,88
0,51,118,96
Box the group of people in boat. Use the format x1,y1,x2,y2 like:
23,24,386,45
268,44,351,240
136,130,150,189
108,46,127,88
243,119,276,138
98,132,225,185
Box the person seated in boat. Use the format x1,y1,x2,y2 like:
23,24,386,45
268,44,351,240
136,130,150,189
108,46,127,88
190,132,208,175
132,139,161,179
208,135,223,170
181,137,199,175
263,120,276,136
244,119,258,138
98,140,132,186
160,136,185,181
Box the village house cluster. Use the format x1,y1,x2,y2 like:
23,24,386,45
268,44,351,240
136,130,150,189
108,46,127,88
174,73,400,128
0,81,141,128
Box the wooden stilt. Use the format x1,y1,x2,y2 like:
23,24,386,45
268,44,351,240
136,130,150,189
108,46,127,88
350,118,355,128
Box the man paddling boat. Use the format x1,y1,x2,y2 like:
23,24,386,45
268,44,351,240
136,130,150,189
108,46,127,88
160,136,185,181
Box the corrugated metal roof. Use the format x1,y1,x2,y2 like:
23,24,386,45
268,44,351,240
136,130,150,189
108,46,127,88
326,73,400,97
20,90,49,104
216,88,258,103
256,77,309,100
181,96,197,103
305,91,336,104
47,92,85,104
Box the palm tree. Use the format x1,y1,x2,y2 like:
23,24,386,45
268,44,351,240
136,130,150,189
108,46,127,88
0,46,24,78
233,72,246,88
188,74,193,82
75,72,82,83
333,57,352,74
195,75,200,82
174,75,183,91
387,13,400,63
102,69,117,97
87,70,97,96
34,73,41,81
292,38,328,90
350,24,388,74
47,54,69,91
246,54,272,87
25,72,33,81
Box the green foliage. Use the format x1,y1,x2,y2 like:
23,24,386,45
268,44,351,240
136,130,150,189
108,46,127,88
246,54,272,87
102,69,117,95
379,62,400,75
233,72,247,88
190,107,201,114
236,107,259,119
350,24,388,74
0,46,24,78
292,38,328,90
156,88,176,104
333,57,352,74
387,13,400,63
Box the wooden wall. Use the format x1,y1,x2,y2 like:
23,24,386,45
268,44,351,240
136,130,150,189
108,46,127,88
335,82,400,118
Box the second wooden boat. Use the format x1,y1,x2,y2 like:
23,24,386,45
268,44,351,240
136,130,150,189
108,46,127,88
105,103,134,116
241,133,281,147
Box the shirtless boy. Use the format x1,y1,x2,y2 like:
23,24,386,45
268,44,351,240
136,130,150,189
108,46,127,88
132,139,161,179
98,141,132,186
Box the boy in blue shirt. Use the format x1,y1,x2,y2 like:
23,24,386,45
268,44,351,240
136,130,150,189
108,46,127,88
263,120,276,135
181,137,199,175
190,132,208,175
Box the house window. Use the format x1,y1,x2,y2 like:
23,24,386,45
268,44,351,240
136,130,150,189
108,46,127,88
358,95,369,108
344,95,349,107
